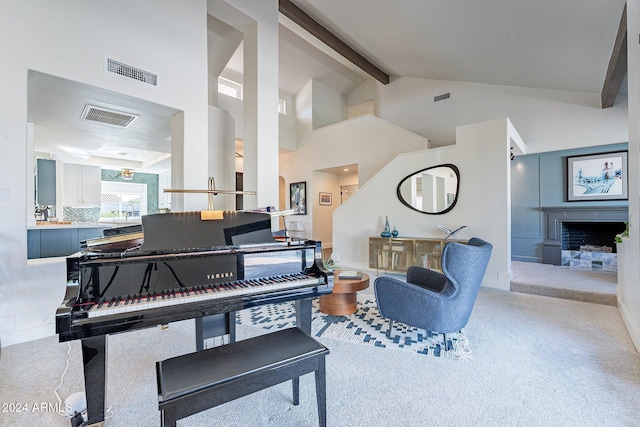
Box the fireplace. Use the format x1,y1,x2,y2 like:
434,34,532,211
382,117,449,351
542,207,627,269
561,222,625,252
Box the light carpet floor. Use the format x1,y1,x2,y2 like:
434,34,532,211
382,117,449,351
1,286,639,426
510,260,617,305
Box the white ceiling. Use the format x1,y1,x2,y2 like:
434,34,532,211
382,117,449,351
29,71,179,174
288,0,627,94
29,1,628,173
278,24,367,97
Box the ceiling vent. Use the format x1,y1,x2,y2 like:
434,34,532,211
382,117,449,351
107,58,157,86
81,104,139,128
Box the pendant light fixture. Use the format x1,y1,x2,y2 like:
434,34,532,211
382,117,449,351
121,168,135,180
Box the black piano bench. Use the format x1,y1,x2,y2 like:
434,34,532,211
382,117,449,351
156,327,330,427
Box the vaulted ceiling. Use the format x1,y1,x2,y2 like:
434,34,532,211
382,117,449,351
277,0,628,98
30,1,628,172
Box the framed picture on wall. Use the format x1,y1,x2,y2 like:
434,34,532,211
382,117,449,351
319,192,332,206
290,181,307,214
566,151,628,201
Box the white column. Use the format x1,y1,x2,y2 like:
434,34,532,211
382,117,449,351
208,106,235,211
211,0,279,211
240,5,279,210
170,112,185,211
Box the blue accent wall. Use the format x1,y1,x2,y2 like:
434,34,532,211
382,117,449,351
511,143,628,263
101,169,160,214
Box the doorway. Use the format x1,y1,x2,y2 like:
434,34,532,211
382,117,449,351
341,184,358,203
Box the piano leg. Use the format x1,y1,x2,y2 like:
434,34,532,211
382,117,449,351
81,335,108,427
195,312,237,351
293,297,313,400
295,298,312,335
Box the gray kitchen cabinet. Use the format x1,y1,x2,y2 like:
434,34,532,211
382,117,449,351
28,227,107,259
36,158,56,206
39,229,78,258
27,230,41,259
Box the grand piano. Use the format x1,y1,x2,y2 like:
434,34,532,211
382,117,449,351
56,211,333,426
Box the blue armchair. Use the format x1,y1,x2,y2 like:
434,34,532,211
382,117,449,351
374,237,493,335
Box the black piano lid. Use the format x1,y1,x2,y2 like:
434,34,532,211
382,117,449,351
81,211,278,256
140,211,276,252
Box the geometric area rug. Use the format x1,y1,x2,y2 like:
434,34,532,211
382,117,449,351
237,294,472,360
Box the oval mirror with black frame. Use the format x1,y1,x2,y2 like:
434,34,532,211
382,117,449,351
396,164,460,214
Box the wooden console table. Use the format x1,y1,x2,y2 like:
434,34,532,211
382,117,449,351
319,271,369,315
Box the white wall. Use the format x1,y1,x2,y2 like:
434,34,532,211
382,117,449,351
279,113,298,152
0,0,209,346
378,77,628,152
618,0,640,352
347,80,376,107
295,81,314,142
217,86,298,153
312,80,347,129
333,118,521,291
218,93,244,139
338,173,358,187
294,79,348,137
280,115,429,244
311,171,341,248
293,79,348,139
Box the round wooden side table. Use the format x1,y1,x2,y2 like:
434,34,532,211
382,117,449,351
319,271,370,315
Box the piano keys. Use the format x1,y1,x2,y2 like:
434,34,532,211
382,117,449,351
81,272,324,321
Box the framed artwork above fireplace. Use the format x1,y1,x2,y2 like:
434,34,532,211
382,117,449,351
566,151,628,201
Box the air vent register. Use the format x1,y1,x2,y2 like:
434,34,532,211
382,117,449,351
107,58,157,86
81,105,138,128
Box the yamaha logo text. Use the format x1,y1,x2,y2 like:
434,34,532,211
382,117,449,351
206,271,234,280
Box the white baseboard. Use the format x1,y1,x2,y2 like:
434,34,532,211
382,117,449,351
618,301,640,353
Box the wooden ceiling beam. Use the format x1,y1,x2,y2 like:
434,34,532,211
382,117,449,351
278,0,390,84
601,4,627,108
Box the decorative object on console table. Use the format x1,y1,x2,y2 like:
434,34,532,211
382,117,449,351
392,226,399,237
436,225,467,240
380,215,392,237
